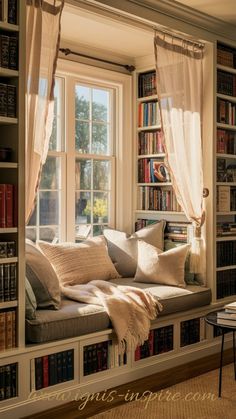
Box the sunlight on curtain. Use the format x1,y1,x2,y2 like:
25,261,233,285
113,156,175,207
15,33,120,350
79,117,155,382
154,34,205,277
26,0,64,222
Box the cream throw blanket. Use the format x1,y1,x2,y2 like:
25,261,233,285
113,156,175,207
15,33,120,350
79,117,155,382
61,280,162,353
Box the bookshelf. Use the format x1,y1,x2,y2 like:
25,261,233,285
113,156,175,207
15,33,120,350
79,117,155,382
135,67,184,224
0,0,25,408
215,42,236,300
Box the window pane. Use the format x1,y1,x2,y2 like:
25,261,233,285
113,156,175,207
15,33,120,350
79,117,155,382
93,160,110,190
75,191,91,224
75,120,90,153
39,226,59,242
40,157,61,190
92,89,109,122
26,228,36,242
92,123,109,155
75,85,90,120
75,159,91,190
49,78,64,152
39,191,59,225
93,192,109,223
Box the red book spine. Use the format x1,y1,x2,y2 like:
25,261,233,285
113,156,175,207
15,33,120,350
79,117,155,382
42,355,49,388
5,184,13,227
134,345,140,361
13,184,18,227
0,184,6,228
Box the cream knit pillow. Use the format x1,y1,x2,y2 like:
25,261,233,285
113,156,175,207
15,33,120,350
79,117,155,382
134,240,190,288
38,236,120,286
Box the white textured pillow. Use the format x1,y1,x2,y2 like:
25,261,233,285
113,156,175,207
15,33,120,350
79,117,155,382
103,221,166,277
38,236,120,286
134,240,190,288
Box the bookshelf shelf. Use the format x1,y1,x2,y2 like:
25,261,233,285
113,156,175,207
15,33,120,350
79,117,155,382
0,228,17,233
0,301,17,309
0,162,18,169
0,257,18,264
217,93,236,104
217,123,236,131
137,125,161,132
216,182,236,186
216,153,236,159
0,116,18,125
137,182,172,186
217,211,236,215
216,236,236,241
137,153,165,159
135,210,183,215
217,64,236,75
216,265,236,271
0,21,19,32
137,94,158,102
0,67,19,77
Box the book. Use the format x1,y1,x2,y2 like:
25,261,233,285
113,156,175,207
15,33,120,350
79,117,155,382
5,310,13,349
217,185,230,212
35,357,43,390
217,311,236,320
0,35,9,68
224,301,236,311
0,83,7,116
5,184,13,227
8,36,18,70
7,85,16,118
217,318,236,327
8,0,17,25
42,355,49,388
0,311,6,350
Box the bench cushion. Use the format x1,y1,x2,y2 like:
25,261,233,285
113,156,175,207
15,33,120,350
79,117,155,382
26,280,211,343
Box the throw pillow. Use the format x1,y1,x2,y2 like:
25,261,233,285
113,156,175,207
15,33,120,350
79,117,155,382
38,236,120,286
26,239,61,309
25,277,37,320
103,220,166,277
134,240,190,287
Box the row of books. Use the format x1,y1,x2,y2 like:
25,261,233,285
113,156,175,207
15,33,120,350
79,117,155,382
138,158,170,183
135,325,173,361
217,301,236,324
0,308,16,351
180,318,201,347
137,186,182,212
138,101,161,128
217,270,236,299
217,240,236,267
0,240,16,258
217,159,236,182
217,222,236,237
0,83,16,117
138,71,157,98
135,219,192,244
138,130,164,155
0,34,18,70
217,186,236,212
0,363,17,401
0,0,17,24
0,262,16,302
217,44,236,69
217,129,236,155
217,99,236,126
0,184,17,228
217,70,236,97
84,340,127,376
33,349,74,390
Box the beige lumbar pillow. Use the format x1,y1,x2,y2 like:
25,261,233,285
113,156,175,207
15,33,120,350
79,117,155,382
134,240,190,288
38,236,120,286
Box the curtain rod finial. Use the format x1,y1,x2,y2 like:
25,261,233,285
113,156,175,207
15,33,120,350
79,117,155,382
60,48,71,56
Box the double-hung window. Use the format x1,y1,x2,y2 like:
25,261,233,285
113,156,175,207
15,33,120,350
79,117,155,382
26,68,118,242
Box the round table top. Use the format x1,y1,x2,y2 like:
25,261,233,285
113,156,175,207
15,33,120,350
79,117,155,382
205,310,236,330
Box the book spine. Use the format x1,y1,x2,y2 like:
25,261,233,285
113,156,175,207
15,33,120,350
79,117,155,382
5,310,13,349
35,357,43,390
0,264,4,302
7,0,17,24
0,35,9,68
8,36,18,70
67,349,74,381
42,355,49,388
7,84,16,118
13,184,18,227
0,184,6,227
56,352,63,383
0,83,7,116
0,365,5,401
10,363,17,398
4,263,10,301
0,311,6,350
10,262,17,301
48,354,57,386
4,365,11,399
5,184,13,227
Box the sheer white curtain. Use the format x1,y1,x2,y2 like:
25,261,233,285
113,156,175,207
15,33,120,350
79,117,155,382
154,33,205,276
26,0,64,222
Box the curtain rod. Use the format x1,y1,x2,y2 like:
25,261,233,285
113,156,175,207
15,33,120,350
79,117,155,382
154,28,205,48
59,48,136,72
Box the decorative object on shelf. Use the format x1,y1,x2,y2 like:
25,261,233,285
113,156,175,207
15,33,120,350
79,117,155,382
0,147,12,162
154,32,205,276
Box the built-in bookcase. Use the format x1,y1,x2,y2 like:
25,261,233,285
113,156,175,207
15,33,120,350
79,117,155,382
215,42,236,300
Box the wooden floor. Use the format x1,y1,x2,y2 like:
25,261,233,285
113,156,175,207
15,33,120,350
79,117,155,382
25,348,234,419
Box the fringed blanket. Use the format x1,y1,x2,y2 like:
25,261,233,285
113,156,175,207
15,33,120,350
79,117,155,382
61,280,162,353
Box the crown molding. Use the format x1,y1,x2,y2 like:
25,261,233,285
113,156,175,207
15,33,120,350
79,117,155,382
66,0,236,42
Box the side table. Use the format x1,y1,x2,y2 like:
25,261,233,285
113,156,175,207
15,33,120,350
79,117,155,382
205,310,236,397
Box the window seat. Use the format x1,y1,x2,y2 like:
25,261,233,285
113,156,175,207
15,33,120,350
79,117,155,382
26,280,211,344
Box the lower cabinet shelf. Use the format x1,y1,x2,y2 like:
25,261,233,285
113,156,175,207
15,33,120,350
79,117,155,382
134,325,174,361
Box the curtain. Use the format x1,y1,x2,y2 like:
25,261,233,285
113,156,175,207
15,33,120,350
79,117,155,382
154,33,205,275
26,0,64,222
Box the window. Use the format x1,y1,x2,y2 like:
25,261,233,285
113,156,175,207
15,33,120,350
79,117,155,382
26,69,120,243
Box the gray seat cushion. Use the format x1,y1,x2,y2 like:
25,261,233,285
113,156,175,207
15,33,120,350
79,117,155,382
26,280,211,343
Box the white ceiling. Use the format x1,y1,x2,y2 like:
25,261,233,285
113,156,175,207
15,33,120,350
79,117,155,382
61,2,236,61
176,0,236,25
